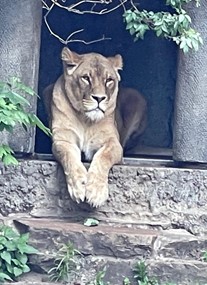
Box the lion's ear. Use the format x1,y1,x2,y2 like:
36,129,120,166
108,54,123,81
61,47,82,75
108,54,123,70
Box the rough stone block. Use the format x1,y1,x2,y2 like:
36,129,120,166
10,218,207,285
15,218,156,260
1,160,207,235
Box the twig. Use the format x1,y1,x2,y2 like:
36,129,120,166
41,0,129,45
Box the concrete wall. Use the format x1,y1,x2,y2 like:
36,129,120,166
0,0,42,153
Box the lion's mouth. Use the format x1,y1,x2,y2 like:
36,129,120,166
86,106,104,113
85,108,105,121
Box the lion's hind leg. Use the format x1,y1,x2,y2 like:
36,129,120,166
116,87,147,152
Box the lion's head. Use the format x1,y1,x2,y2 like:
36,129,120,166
61,47,123,121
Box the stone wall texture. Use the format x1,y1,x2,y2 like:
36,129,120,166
0,0,42,152
173,1,207,163
1,160,207,284
1,160,207,235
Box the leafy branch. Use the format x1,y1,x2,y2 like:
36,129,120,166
0,77,51,165
123,0,203,53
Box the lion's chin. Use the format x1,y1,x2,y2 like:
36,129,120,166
85,109,105,122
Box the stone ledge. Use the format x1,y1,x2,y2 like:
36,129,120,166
15,218,207,262
1,160,207,233
1,160,207,234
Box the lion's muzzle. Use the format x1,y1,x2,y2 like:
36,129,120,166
83,94,108,121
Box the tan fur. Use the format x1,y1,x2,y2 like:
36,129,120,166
44,48,146,207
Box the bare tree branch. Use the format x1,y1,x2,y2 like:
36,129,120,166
49,0,127,15
41,0,128,45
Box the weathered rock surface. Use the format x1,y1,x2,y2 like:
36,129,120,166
11,218,207,285
1,160,207,234
1,159,207,284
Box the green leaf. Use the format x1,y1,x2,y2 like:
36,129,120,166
0,272,13,281
22,264,30,273
0,91,30,106
12,258,21,266
126,22,134,30
13,266,23,277
2,226,19,239
123,277,131,285
84,218,99,227
2,153,18,166
191,39,199,51
178,14,185,23
28,114,51,136
0,144,14,154
4,240,18,251
0,236,7,245
18,85,36,96
18,233,30,243
17,243,38,255
15,252,28,265
156,29,163,37
5,262,14,274
1,251,12,264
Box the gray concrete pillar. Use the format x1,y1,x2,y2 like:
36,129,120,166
173,2,207,163
0,0,42,153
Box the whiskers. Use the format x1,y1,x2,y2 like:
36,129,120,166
82,99,107,121
85,109,105,121
82,98,108,113
82,98,97,111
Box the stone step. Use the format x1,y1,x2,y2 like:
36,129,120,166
1,160,207,235
11,218,207,285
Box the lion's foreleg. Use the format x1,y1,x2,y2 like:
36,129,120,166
85,138,123,207
52,142,87,203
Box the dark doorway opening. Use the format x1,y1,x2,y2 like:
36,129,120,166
36,0,178,159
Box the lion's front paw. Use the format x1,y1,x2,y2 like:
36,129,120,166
85,172,109,207
66,167,87,203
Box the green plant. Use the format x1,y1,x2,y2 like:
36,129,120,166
0,224,38,282
87,267,109,285
133,261,177,285
48,242,81,282
202,250,207,262
0,77,51,165
123,0,203,53
133,261,158,285
123,277,131,285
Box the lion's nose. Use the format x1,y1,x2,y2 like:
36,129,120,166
91,95,106,103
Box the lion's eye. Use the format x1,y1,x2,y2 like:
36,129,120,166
105,77,114,87
81,75,90,84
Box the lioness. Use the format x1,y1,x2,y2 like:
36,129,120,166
44,47,147,207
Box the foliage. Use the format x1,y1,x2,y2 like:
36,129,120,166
202,250,207,262
0,77,51,165
123,277,131,285
123,0,203,53
133,261,176,285
87,267,109,285
48,242,81,282
84,218,100,227
0,224,38,282
133,261,158,285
